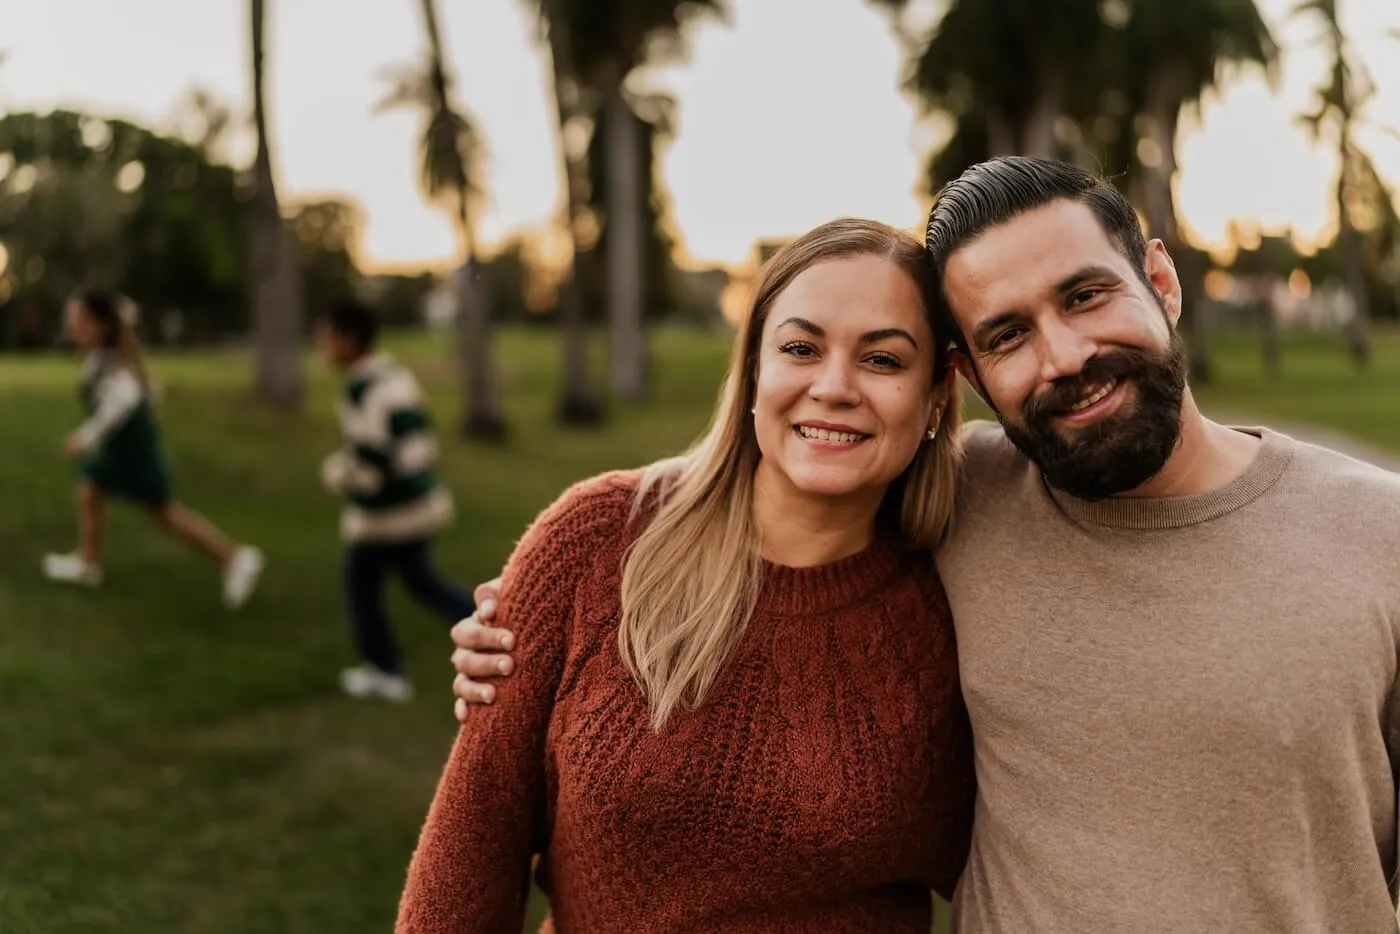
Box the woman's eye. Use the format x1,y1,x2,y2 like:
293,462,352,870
866,353,902,369
778,341,817,357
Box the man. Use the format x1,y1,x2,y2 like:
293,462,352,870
446,157,1400,931
318,299,475,703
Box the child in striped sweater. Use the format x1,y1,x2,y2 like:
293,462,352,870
42,290,264,607
318,300,476,703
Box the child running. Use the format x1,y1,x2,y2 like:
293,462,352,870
317,299,475,703
42,290,265,608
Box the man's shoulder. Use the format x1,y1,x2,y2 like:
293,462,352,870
1279,428,1400,507
956,419,1033,491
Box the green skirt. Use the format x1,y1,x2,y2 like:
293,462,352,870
77,424,174,507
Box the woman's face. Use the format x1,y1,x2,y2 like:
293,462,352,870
751,254,939,505
64,300,102,350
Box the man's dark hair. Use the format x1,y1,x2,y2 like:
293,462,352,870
324,298,380,351
924,156,1148,354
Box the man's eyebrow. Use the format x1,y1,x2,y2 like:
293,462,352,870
1053,265,1121,295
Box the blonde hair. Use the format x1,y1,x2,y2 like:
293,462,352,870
618,218,963,730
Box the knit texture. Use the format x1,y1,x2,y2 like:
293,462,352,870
940,421,1400,933
397,469,975,933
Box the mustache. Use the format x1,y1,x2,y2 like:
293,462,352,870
1023,349,1155,421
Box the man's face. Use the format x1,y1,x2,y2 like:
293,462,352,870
941,200,1188,500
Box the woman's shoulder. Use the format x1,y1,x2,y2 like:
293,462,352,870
893,545,954,623
535,468,646,532
509,468,650,571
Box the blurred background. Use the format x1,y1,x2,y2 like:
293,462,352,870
1,0,1397,931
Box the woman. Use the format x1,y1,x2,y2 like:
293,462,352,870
396,219,974,932
41,290,265,608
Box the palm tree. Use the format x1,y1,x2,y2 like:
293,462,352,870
248,0,306,410
1115,0,1277,382
537,0,725,403
527,1,605,425
901,0,1108,160
1293,0,1395,366
380,0,507,439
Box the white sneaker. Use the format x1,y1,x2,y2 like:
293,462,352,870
339,664,414,703
223,545,265,609
42,553,103,587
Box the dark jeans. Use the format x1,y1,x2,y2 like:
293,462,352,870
344,537,476,675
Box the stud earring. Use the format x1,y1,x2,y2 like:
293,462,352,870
751,407,756,415
926,427,937,441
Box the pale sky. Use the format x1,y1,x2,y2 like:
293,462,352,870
0,0,1396,272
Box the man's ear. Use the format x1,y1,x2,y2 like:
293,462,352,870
952,350,990,406
1143,238,1183,330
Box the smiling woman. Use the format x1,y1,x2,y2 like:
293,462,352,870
394,217,975,934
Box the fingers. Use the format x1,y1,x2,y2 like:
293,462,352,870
450,614,516,653
473,578,503,619
454,673,497,711
451,646,514,679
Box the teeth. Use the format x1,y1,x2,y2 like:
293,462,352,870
797,426,866,444
1069,379,1116,413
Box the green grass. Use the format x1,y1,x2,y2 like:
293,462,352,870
1,323,1397,933
1189,327,1400,451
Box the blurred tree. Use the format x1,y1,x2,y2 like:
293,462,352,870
1294,1,1399,366
249,0,306,409
523,1,603,425
0,108,362,350
288,198,364,320
380,0,507,440
1111,0,1277,382
534,0,725,403
0,110,248,345
890,0,1108,161
582,92,679,331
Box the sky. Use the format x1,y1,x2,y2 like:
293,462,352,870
0,0,1397,273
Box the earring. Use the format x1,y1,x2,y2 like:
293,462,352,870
751,407,756,415
926,427,937,441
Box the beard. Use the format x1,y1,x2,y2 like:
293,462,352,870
999,329,1188,501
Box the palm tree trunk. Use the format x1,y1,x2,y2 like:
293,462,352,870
542,4,603,425
1019,73,1063,158
601,73,647,401
986,112,1017,156
1335,139,1371,366
1142,67,1213,382
456,191,507,439
249,0,304,410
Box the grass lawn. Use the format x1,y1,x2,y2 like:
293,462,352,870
1,322,1396,933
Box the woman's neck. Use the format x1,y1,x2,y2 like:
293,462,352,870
750,461,884,568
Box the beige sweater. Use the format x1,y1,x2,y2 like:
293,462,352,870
939,420,1400,933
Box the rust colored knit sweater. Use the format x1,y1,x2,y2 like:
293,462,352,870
396,470,975,933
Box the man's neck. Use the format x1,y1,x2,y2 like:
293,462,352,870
1117,389,1262,499
750,463,882,567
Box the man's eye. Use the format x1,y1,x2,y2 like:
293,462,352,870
989,327,1026,350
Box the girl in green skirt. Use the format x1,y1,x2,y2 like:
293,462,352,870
42,291,265,608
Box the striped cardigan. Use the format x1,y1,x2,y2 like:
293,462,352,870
321,353,455,543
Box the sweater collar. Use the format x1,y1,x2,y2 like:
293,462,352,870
756,533,910,617
1045,427,1295,530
